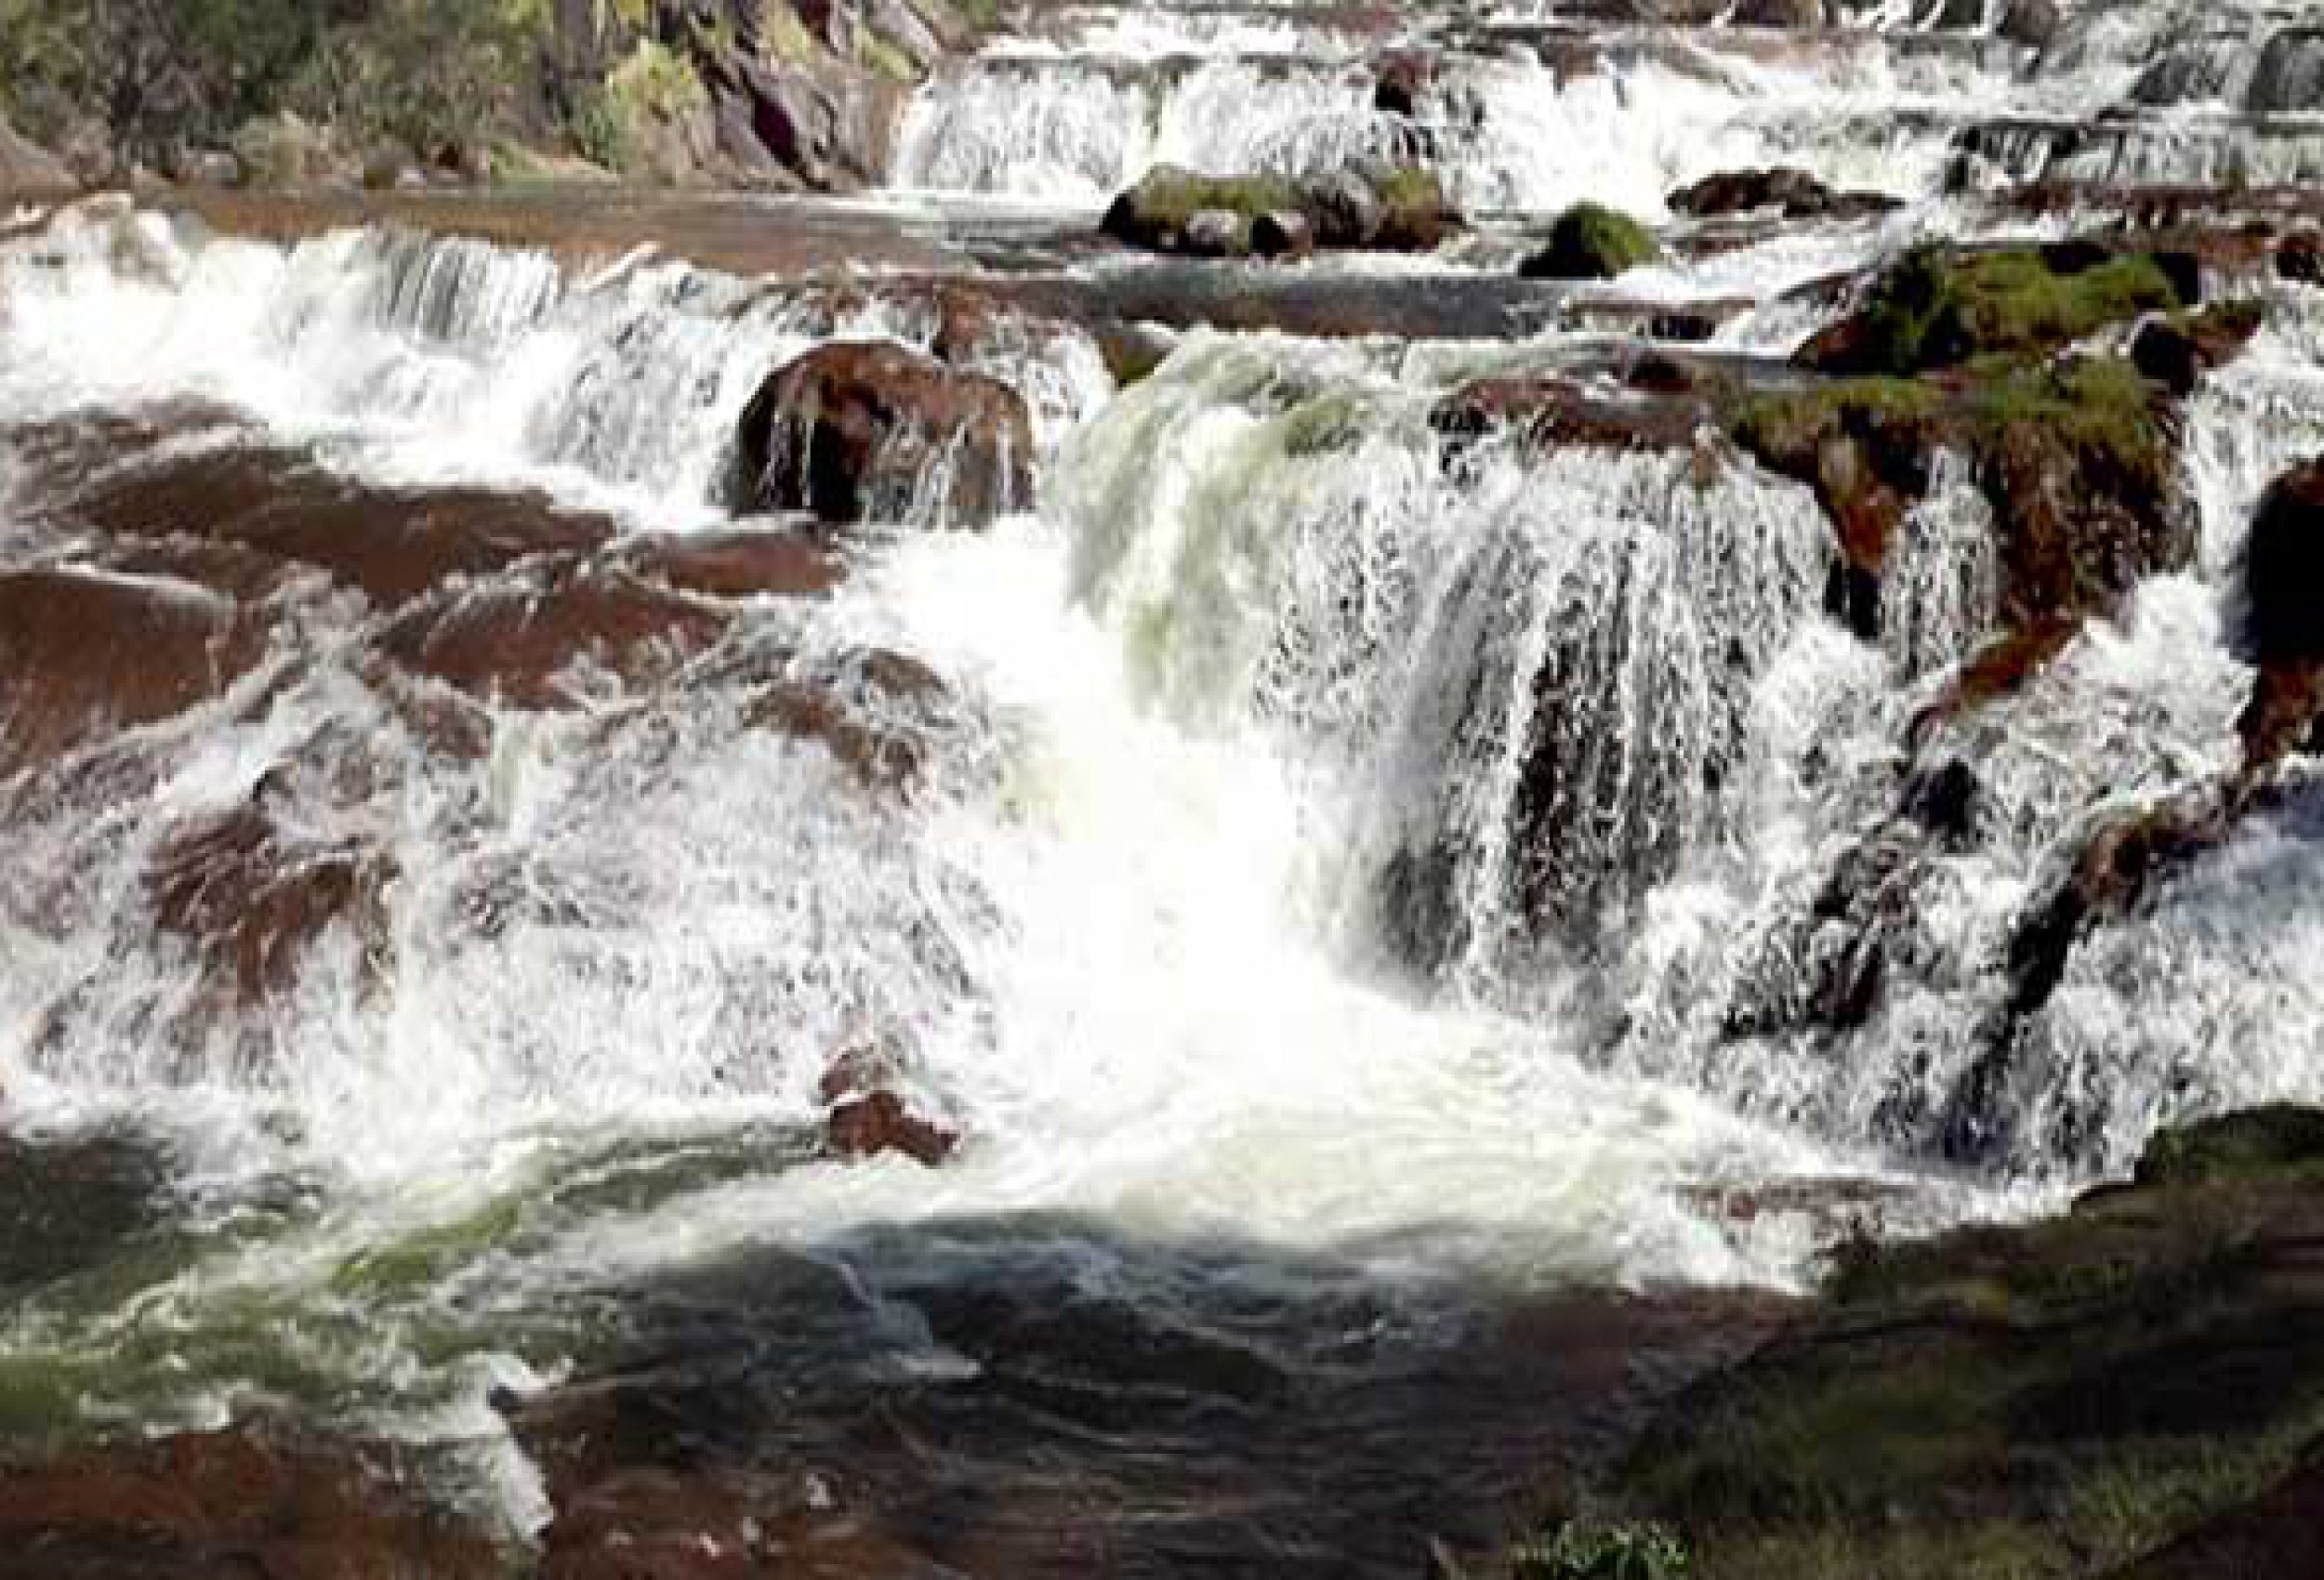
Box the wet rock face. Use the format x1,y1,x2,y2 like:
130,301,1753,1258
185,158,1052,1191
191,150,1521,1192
0,1424,498,1580
147,801,398,1007
728,339,1035,529
1667,167,1898,222
379,563,732,707
0,566,262,775
2233,458,2324,767
2247,27,2324,116
2131,299,2265,397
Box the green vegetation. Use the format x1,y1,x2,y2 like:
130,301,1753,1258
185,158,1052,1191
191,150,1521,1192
1523,203,1663,281
1802,243,2184,375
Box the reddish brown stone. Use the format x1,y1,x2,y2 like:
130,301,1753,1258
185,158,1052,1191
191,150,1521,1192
377,566,730,708
0,1423,498,1579
825,1090,957,1167
616,527,844,601
146,801,397,1006
0,566,263,773
728,341,1035,530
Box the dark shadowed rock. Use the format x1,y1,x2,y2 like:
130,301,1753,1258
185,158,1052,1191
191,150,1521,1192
1519,203,1661,281
2232,459,2324,770
2280,229,2324,285
729,340,1035,529
2131,299,2265,397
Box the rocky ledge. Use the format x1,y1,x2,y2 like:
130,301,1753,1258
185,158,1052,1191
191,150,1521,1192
1466,1105,2324,1580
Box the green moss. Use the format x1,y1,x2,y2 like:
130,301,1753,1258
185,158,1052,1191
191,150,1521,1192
1809,244,2184,376
1525,202,1662,281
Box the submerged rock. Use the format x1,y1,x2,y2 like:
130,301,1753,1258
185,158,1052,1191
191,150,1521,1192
0,1423,497,1578
1519,203,1662,281
147,800,399,1007
728,340,1035,529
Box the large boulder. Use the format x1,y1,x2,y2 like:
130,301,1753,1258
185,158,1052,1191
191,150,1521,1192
2248,27,2324,115
2130,300,2264,398
728,340,1035,529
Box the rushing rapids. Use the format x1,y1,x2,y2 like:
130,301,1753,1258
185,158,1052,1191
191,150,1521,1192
4,0,2324,1572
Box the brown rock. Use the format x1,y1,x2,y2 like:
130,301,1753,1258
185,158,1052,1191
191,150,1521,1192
826,1090,957,1166
728,341,1035,530
147,801,397,1007
0,567,262,773
377,564,730,708
615,527,845,600
1668,167,1897,221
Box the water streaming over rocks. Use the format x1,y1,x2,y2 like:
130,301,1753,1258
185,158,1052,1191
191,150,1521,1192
5,0,2324,1571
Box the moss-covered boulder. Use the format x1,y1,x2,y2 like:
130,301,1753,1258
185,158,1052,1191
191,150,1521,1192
1728,354,2187,665
1520,203,1663,281
1100,164,1460,257
1580,1105,2324,1579
1798,243,2188,376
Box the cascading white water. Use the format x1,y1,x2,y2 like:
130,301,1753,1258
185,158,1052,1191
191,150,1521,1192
893,28,2010,212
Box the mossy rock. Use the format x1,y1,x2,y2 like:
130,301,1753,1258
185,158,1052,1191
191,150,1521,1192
1521,203,1663,281
2134,1105,2324,1189
1724,354,2185,652
2131,299,2265,397
1602,1106,2324,1579
1100,164,1459,257
1800,243,2187,376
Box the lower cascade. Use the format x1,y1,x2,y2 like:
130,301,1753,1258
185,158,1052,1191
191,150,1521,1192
6,0,2324,1573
